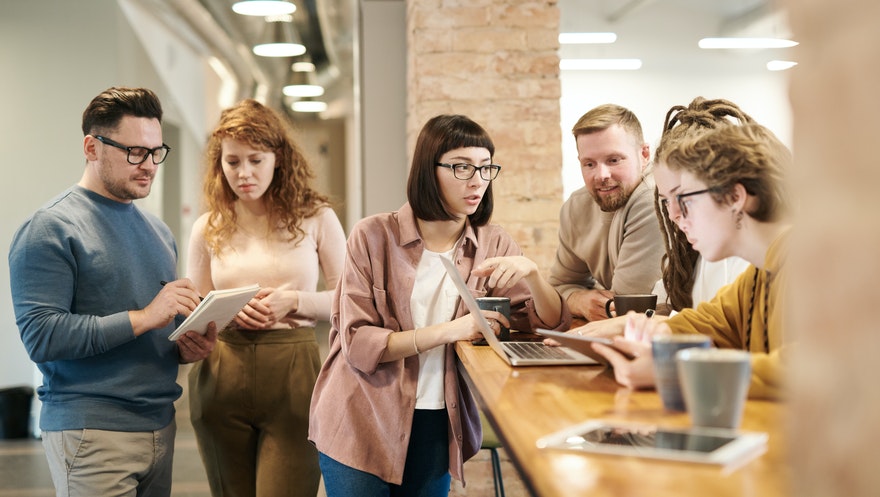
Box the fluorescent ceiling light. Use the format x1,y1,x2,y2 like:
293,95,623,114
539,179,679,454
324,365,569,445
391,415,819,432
766,60,798,71
232,1,296,16
560,58,642,71
559,32,617,44
253,42,306,57
698,37,798,49
282,84,325,97
291,61,316,72
292,100,327,113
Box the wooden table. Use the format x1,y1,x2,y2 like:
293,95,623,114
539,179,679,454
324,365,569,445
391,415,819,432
455,338,790,497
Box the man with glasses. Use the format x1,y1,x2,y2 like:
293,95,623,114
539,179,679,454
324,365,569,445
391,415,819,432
8,87,217,496
550,104,665,322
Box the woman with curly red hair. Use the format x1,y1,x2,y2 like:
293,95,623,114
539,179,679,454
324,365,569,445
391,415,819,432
187,99,346,497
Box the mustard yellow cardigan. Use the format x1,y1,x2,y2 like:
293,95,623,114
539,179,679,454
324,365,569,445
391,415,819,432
668,229,789,400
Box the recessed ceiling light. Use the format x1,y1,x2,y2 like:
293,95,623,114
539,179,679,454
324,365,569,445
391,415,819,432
698,38,798,49
559,32,617,44
560,58,642,71
766,60,798,71
232,1,296,16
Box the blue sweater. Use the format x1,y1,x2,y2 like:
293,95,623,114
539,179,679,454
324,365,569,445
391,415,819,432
9,186,182,431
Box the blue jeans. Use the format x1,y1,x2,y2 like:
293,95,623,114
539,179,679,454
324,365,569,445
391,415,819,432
320,409,451,497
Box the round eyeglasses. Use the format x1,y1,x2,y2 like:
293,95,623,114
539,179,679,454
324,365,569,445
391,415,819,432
95,135,171,165
435,163,501,181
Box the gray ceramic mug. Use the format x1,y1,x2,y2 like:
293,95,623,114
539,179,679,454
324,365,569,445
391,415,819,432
476,296,511,341
605,294,658,318
651,334,712,411
676,348,752,429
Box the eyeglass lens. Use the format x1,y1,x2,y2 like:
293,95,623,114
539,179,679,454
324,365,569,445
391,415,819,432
128,147,168,165
675,189,712,219
448,164,501,181
95,135,170,165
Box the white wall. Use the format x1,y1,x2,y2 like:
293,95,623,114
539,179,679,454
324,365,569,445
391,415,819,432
559,69,793,198
1,1,121,388
0,0,211,388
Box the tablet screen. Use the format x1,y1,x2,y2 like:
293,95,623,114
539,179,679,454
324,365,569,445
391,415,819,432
576,426,736,453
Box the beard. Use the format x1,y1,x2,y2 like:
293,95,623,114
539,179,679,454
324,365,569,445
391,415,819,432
98,157,153,201
590,181,635,212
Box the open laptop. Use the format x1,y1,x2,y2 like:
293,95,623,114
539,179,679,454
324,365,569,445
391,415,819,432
440,255,598,366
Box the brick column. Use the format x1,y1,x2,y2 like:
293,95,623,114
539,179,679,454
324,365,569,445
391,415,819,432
784,1,880,496
406,0,562,271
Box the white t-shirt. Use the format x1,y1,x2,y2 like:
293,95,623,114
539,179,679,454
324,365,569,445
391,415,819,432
410,248,459,409
653,256,751,314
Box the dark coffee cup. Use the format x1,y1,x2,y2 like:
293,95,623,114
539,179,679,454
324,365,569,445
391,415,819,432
476,296,511,341
605,294,658,318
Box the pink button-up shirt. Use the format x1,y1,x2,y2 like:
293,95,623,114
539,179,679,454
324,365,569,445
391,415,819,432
308,203,570,484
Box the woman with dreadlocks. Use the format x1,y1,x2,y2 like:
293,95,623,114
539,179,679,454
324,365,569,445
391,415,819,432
651,97,753,314
592,114,793,400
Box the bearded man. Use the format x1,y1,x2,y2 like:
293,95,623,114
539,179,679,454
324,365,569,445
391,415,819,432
550,104,665,322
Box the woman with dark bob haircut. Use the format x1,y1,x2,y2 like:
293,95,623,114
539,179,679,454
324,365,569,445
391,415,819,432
309,114,570,496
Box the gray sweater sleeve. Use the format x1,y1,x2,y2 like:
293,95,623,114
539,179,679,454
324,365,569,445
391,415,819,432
10,208,136,363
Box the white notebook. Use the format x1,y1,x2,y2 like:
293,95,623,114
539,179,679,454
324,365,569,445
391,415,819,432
167,284,260,341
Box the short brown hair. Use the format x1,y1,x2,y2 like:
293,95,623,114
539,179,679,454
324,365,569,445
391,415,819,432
571,103,644,144
81,87,163,136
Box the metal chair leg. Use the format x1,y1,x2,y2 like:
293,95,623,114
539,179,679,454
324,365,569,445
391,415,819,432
489,446,505,497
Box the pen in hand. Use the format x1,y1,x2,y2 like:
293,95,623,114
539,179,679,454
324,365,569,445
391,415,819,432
160,281,204,302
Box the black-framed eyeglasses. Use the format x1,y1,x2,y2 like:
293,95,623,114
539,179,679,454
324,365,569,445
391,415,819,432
675,188,715,219
435,163,501,181
94,135,171,165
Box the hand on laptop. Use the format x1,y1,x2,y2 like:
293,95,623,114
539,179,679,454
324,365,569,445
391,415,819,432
447,311,510,342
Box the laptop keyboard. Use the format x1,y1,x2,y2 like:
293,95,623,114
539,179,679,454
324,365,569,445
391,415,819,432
504,341,572,360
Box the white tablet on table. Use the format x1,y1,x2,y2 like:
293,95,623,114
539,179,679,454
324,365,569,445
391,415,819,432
536,420,768,468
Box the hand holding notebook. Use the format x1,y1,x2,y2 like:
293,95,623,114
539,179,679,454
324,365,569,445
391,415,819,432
167,284,261,341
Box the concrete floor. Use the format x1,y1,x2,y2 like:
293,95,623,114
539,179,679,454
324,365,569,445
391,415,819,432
0,426,526,497
0,325,528,496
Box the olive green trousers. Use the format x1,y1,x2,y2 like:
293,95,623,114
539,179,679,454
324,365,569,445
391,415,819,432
189,327,321,497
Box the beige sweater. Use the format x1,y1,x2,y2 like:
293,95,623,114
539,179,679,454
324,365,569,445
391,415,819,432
550,176,665,298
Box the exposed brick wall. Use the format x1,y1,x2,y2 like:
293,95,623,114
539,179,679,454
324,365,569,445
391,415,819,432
406,0,563,273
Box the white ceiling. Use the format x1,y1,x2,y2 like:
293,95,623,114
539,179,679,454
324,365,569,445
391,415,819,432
141,0,794,119
557,0,795,73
